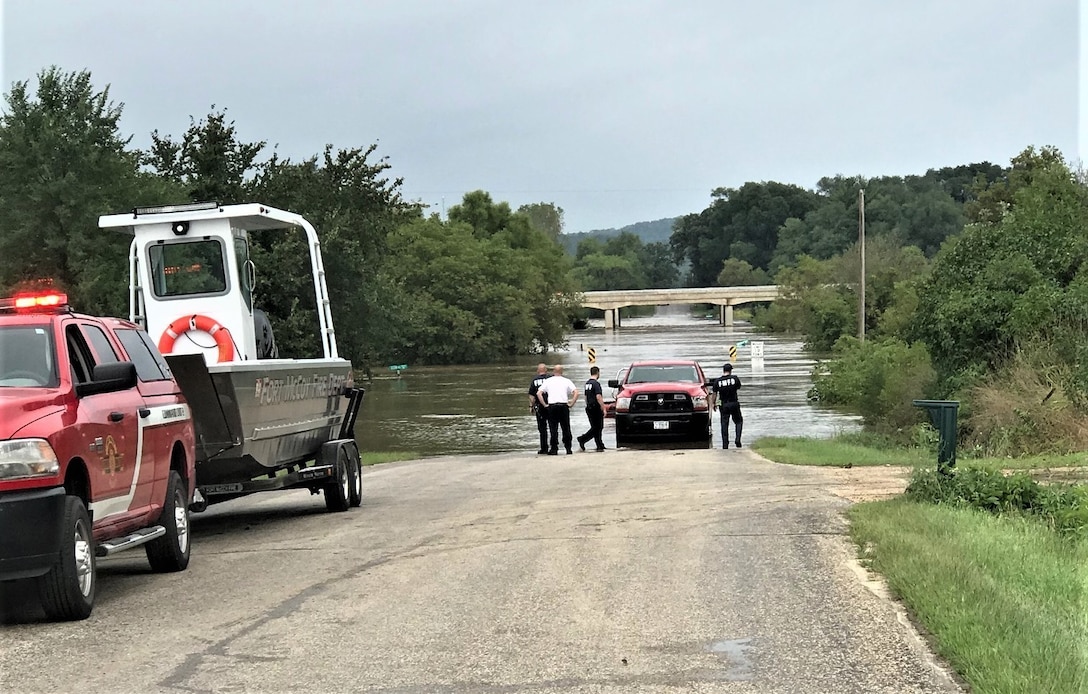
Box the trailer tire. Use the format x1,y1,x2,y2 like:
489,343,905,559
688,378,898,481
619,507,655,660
38,496,95,621
348,445,362,508
324,446,351,512
146,471,191,572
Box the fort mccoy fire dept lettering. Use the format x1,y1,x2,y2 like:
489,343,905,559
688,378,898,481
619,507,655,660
254,373,349,405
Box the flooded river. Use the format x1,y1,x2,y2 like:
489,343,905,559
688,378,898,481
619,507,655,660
353,307,860,455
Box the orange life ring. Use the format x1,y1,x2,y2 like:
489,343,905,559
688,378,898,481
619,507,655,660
158,315,235,362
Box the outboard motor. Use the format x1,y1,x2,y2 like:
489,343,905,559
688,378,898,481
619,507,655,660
253,308,279,359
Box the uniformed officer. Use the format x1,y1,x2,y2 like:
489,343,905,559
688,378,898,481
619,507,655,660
711,363,743,448
576,366,607,452
537,364,578,455
528,363,551,454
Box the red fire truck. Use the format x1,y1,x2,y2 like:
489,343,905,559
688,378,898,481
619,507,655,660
0,290,196,620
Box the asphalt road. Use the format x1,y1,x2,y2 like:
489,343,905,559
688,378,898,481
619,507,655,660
0,448,963,693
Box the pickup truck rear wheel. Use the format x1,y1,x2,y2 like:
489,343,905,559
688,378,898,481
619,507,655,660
146,471,191,572
348,446,362,508
38,496,95,621
324,447,351,512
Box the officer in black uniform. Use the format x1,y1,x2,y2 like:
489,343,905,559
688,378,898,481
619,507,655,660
711,363,743,448
576,366,607,452
528,363,551,454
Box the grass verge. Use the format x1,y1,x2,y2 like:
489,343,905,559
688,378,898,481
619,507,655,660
850,499,1088,694
752,436,931,467
361,451,419,466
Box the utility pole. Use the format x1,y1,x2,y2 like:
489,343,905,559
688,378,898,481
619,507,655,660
858,188,866,342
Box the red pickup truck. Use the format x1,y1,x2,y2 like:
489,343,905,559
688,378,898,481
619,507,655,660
0,290,196,620
608,359,713,447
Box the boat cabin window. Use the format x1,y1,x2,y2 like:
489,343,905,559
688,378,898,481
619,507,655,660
148,239,228,298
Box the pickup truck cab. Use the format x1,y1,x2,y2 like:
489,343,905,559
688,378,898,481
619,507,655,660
608,359,713,446
0,290,196,620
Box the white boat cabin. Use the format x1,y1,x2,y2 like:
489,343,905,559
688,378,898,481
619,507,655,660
99,202,339,364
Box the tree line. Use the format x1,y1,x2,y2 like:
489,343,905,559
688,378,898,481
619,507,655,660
0,68,582,367
4,67,1081,456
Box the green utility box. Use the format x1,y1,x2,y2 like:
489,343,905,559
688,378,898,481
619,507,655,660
912,400,959,472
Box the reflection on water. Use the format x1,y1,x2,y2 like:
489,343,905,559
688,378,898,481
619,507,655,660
353,307,860,455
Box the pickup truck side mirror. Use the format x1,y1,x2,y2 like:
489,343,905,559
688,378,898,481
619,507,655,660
607,379,620,388
77,361,138,397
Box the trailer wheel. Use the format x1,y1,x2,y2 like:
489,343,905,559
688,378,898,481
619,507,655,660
146,471,191,572
324,447,351,512
348,445,362,508
38,496,95,621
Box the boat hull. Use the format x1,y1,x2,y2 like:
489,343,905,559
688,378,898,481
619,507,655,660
165,355,353,484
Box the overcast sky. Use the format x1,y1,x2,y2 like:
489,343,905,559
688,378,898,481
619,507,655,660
1,1,1081,233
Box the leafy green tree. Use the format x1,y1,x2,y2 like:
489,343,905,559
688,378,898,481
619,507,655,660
671,181,819,286
517,202,564,242
638,241,680,288
144,109,266,204
572,253,646,291
0,68,183,315
717,258,770,287
913,148,1088,395
247,145,419,364
384,210,575,363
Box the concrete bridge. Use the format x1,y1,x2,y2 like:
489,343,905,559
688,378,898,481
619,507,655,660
581,285,781,330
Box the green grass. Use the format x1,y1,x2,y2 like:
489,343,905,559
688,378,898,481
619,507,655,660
850,499,1088,694
753,436,931,467
755,436,1088,476
361,450,420,466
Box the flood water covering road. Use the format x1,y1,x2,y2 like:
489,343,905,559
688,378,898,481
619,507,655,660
354,307,860,455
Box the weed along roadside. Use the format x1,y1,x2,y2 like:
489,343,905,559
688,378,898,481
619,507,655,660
753,436,1088,694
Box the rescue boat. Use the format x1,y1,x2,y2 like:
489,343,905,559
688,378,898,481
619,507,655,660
99,203,360,489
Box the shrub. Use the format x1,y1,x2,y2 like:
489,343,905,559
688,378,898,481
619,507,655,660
810,337,936,431
907,465,1087,536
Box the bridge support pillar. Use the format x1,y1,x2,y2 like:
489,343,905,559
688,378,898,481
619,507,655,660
720,304,734,328
604,309,616,331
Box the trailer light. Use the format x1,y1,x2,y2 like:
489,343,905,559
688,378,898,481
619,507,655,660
0,439,60,480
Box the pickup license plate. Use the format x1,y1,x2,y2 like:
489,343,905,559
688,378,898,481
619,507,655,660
653,421,670,430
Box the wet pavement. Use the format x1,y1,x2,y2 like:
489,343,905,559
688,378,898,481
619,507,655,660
1,447,961,693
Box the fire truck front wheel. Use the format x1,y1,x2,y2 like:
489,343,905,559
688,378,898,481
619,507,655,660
37,496,95,621
146,471,191,572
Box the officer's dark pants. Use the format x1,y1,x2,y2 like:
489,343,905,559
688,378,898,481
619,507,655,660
535,408,549,452
720,403,743,447
578,408,605,450
547,403,573,453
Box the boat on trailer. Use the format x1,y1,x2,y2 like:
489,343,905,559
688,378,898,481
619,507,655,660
99,202,364,510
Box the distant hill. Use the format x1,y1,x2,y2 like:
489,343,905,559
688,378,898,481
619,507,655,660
560,217,678,255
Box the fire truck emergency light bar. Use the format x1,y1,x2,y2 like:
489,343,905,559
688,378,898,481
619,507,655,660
0,292,69,312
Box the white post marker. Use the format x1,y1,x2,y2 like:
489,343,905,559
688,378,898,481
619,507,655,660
751,341,765,373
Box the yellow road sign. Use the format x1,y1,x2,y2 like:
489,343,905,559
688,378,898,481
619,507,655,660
729,345,737,362
588,347,597,363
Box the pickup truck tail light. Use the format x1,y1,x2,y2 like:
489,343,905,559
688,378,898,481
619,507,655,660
0,439,60,480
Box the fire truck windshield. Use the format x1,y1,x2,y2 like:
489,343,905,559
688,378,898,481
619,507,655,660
0,326,59,387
